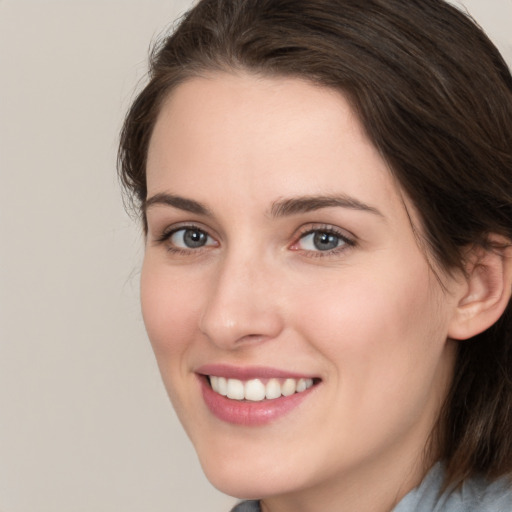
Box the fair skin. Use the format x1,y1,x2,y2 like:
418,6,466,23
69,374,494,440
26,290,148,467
141,73,472,512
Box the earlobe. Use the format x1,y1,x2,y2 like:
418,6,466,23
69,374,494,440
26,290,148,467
448,238,512,341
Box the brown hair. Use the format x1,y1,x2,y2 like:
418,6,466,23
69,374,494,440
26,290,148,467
118,0,512,486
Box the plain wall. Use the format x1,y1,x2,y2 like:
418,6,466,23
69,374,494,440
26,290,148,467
0,1,511,511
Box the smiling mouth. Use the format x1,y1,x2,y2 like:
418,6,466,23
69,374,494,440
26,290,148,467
207,376,317,402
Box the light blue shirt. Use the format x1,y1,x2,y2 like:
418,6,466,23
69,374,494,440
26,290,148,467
393,463,512,512
231,464,512,512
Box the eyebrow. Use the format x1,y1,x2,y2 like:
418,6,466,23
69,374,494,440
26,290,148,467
270,194,384,218
144,193,212,216
143,192,384,219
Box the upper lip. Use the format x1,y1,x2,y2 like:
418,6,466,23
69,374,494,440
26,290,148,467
195,364,318,381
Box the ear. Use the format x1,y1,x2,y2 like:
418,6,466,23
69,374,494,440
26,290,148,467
448,236,512,341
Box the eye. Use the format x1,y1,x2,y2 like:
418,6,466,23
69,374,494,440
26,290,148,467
299,231,344,251
168,227,216,250
291,227,355,255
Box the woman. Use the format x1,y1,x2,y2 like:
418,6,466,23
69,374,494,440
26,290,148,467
118,0,512,510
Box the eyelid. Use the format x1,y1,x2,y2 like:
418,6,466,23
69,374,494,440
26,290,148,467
289,224,356,255
150,221,355,257
152,221,211,240
153,222,219,251
170,227,217,248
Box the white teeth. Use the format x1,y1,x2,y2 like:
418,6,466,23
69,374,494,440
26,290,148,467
244,379,266,401
281,378,297,396
226,378,245,400
265,378,282,399
217,376,228,396
209,376,314,401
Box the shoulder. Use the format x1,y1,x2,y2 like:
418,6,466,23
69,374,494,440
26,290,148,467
230,500,261,512
393,464,512,512
459,475,512,512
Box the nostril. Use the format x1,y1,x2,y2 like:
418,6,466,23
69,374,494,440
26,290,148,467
237,333,267,343
199,306,284,349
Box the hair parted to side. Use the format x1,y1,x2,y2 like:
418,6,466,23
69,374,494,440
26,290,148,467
118,0,512,487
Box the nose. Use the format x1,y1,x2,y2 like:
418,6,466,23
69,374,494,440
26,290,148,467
199,251,285,349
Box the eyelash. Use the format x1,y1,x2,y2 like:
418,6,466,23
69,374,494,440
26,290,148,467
154,223,356,258
155,224,216,255
291,225,356,258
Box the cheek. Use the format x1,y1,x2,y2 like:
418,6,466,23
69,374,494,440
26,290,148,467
294,261,449,405
296,264,434,348
140,257,202,364
140,256,210,430
292,264,453,460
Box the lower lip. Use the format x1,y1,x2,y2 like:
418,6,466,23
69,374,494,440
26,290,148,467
199,376,316,426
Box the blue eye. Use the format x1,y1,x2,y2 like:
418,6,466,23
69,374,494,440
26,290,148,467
169,228,215,249
297,230,350,252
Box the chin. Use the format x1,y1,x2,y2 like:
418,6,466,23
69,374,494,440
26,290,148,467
197,442,317,500
190,442,269,497
204,466,289,500
207,474,266,500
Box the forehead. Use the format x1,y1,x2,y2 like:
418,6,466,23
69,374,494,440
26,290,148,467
146,72,407,222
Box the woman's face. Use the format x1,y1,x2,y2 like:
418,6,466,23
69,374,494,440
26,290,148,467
142,73,460,503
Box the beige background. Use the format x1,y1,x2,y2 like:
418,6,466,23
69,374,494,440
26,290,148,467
0,1,510,511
